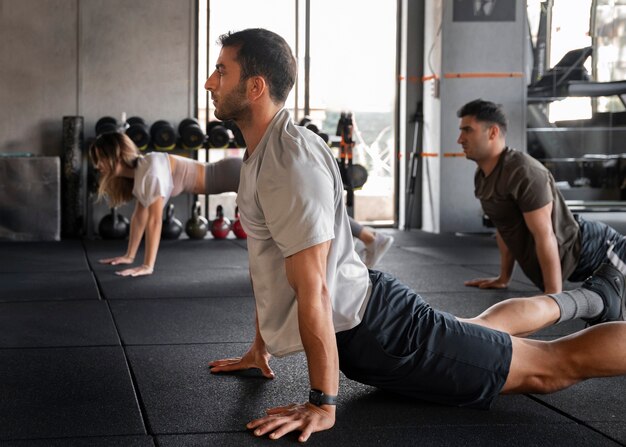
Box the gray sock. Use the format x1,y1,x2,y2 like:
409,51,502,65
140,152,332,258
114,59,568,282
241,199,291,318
548,289,604,323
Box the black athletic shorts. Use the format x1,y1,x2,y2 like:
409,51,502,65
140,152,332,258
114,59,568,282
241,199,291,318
336,270,512,409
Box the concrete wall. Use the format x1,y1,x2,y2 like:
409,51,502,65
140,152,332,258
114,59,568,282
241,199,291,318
0,0,197,236
423,0,527,233
0,0,197,154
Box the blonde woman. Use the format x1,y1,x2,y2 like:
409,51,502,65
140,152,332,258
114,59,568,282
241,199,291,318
90,131,241,276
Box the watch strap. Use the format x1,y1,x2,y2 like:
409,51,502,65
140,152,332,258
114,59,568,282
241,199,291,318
309,389,338,406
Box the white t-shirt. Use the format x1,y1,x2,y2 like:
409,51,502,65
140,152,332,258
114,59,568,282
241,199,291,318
133,152,174,208
237,109,371,357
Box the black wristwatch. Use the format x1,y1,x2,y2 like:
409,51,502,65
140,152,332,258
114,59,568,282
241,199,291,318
309,389,338,406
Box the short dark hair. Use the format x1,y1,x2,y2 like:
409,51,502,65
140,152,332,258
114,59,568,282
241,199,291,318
219,28,297,104
457,99,508,134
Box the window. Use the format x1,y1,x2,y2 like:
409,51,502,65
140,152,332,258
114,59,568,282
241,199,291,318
198,0,398,224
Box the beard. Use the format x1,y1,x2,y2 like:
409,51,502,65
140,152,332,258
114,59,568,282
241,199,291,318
213,80,250,122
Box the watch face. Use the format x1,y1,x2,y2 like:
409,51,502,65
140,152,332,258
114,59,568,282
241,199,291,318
309,389,322,406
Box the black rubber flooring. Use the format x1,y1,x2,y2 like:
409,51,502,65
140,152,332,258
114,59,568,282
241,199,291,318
0,232,624,446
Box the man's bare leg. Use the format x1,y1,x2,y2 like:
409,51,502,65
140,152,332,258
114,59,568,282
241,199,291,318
461,263,625,337
459,295,560,337
502,322,626,394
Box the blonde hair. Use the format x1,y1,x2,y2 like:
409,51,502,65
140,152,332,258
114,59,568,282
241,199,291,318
89,132,141,208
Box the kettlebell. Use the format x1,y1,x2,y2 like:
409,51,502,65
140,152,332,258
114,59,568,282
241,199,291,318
99,208,129,240
185,201,208,240
161,203,183,239
231,207,247,239
210,205,231,239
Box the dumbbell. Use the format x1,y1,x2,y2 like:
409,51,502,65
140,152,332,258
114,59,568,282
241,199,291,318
178,118,205,150
207,121,230,148
95,116,118,136
224,120,246,148
125,117,150,151
150,120,177,151
298,116,329,144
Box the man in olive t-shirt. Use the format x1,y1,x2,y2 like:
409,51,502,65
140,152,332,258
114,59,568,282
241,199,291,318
458,99,626,293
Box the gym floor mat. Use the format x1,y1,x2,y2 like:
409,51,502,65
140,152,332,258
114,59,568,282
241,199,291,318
385,263,537,294
532,377,626,444
126,344,574,436
94,267,252,300
0,240,90,272
0,347,145,441
0,301,119,348
0,436,155,447
403,244,502,265
84,239,249,272
3,231,625,446
109,297,256,345
0,271,99,301
155,424,620,447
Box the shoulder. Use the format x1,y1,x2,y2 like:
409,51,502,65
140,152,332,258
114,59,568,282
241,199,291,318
144,152,168,165
505,148,545,168
503,148,549,178
264,111,334,172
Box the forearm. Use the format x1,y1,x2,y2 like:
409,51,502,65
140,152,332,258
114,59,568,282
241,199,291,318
142,215,162,268
535,233,562,293
297,289,339,410
126,207,148,259
496,231,514,281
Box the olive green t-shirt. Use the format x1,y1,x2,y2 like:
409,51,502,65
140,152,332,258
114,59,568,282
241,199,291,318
474,148,581,289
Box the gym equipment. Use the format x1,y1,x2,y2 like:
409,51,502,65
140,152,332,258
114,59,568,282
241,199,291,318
298,116,319,134
224,120,246,147
341,163,368,189
95,116,118,136
61,116,85,238
300,114,367,190
126,117,150,151
210,205,231,239
337,112,355,217
207,121,230,148
150,120,177,151
185,201,208,239
231,207,247,239
161,203,183,239
405,102,425,230
178,118,205,150
98,208,129,239
298,116,312,127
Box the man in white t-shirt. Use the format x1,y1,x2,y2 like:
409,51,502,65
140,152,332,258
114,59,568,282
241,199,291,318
206,28,626,443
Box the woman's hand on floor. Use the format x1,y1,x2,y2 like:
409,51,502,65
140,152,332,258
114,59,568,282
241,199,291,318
115,264,154,277
99,255,135,265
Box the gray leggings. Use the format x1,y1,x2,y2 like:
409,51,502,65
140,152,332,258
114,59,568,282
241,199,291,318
206,156,361,238
350,217,363,238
